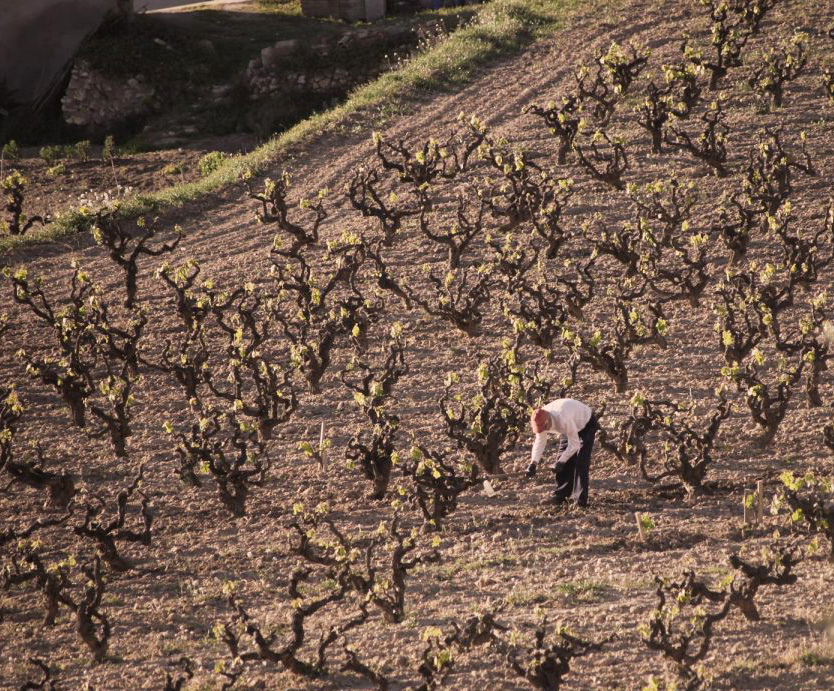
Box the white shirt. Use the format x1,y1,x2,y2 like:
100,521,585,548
530,398,593,466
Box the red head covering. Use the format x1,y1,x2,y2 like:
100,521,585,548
530,408,550,434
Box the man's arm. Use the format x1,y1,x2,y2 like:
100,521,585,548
530,433,549,465
553,421,582,466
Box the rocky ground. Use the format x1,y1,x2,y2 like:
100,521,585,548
2,1,834,689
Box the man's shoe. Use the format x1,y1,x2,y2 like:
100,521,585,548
525,463,538,479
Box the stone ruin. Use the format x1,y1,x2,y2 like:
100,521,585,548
57,19,453,134
244,23,445,100
62,61,157,130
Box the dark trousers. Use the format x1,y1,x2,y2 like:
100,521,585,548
553,414,597,507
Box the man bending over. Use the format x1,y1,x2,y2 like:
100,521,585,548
526,398,598,507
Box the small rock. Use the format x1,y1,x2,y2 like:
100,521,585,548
273,39,298,57
261,46,279,68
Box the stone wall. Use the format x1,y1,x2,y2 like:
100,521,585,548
61,60,157,130
57,20,451,133
244,24,440,100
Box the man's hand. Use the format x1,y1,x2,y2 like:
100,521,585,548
525,462,538,479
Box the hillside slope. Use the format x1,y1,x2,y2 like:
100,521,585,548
2,1,834,689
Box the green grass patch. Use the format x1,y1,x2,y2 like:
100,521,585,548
505,587,550,607
435,553,518,580
460,555,519,571
797,647,834,667
556,579,610,602
1,0,614,256
255,0,305,13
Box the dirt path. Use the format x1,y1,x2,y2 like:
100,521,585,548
2,1,834,689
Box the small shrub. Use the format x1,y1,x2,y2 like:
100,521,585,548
69,140,92,162
198,151,228,177
1,139,20,161
796,646,834,667
506,619,608,691
2,171,48,235
773,471,834,560
45,163,66,177
439,346,551,474
557,579,609,602
39,145,63,165
747,33,808,109
102,135,117,161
